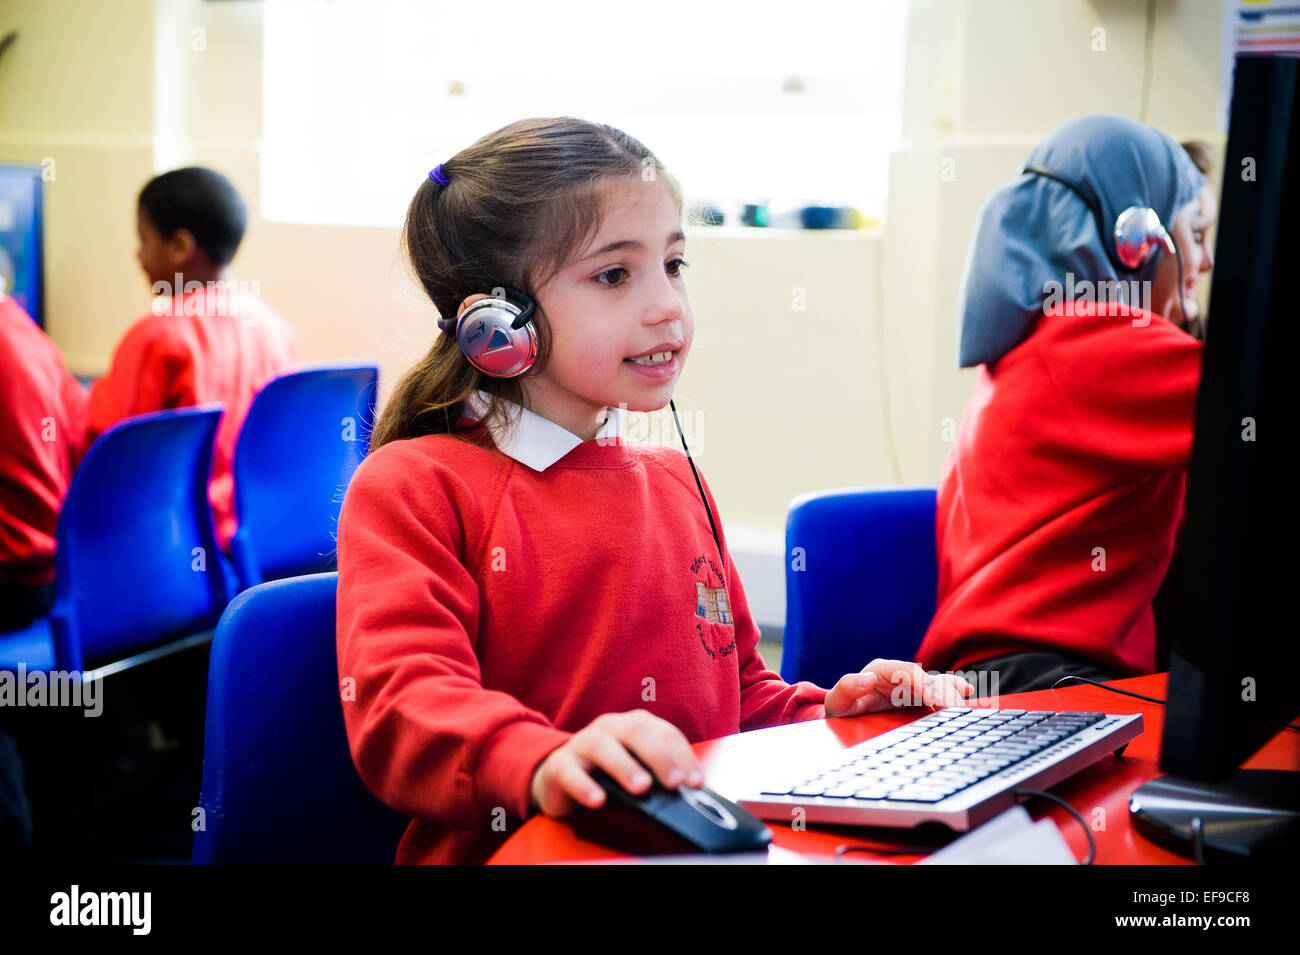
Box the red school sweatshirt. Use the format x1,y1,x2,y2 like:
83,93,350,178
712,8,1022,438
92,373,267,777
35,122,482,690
336,422,827,865
0,297,88,587
86,285,297,551
915,300,1204,677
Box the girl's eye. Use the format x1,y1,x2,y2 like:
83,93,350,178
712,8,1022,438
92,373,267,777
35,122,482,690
593,258,691,287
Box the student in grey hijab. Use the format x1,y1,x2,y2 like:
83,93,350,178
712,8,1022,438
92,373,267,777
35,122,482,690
956,114,1205,368
916,114,1212,695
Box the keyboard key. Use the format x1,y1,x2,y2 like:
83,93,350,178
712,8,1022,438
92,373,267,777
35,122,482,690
790,785,827,796
886,788,948,803
851,786,895,800
822,786,860,798
924,772,968,785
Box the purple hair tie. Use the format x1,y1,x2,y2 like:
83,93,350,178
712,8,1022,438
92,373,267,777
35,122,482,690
429,164,449,186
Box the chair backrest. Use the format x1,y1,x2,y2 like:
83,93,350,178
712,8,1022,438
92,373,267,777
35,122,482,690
191,572,409,864
50,405,229,672
781,487,938,688
230,364,378,591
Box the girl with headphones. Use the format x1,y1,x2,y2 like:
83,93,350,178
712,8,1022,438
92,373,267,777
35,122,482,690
916,114,1211,695
336,117,972,864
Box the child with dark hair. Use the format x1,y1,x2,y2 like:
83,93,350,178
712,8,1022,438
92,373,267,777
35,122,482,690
87,166,297,552
336,117,972,865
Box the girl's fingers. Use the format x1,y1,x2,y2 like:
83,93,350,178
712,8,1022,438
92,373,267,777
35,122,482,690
830,663,980,716
864,659,928,705
626,714,704,788
555,755,606,811
580,733,655,795
825,670,880,716
939,675,975,705
923,674,974,708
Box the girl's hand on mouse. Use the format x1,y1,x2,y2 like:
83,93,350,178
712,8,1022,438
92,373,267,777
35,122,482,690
823,659,974,718
528,709,705,818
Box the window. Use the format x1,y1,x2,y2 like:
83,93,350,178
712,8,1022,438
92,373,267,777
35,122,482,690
262,0,910,227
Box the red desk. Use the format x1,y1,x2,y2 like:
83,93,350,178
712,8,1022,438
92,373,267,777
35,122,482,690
488,674,1300,864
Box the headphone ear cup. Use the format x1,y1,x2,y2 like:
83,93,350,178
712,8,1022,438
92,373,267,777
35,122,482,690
455,296,538,378
1114,206,1175,270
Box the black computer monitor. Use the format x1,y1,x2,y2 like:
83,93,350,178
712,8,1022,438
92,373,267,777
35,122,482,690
1130,53,1300,862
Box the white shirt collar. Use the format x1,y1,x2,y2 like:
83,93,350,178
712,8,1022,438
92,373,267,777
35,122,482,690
462,389,625,472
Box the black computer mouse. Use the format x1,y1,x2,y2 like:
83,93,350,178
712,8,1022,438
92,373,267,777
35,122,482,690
569,767,773,856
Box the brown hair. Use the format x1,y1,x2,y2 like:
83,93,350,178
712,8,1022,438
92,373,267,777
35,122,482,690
370,117,684,452
1180,139,1214,177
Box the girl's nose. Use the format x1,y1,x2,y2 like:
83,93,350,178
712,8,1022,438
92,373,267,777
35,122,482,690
648,283,686,325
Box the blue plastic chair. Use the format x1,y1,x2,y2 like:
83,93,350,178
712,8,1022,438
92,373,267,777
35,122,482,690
191,572,409,864
0,406,230,675
780,487,939,688
229,364,379,592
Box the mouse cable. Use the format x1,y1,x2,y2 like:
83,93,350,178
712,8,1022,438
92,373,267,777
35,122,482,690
1050,675,1300,731
1012,788,1096,865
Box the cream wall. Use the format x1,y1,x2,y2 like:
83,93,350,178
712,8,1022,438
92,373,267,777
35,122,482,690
0,0,1227,626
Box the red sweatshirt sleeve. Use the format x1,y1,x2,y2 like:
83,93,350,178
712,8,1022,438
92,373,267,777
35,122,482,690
87,317,186,442
1037,307,1203,474
693,469,828,729
336,442,572,828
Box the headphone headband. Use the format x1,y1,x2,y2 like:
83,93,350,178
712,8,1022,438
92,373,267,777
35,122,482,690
1021,164,1172,274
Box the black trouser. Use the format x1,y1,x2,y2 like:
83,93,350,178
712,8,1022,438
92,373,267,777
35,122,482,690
958,650,1122,696
0,582,55,633
0,730,33,855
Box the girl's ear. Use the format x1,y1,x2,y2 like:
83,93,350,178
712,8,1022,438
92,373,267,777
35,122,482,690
457,292,494,319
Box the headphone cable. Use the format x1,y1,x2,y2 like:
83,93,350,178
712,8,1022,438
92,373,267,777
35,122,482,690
669,398,726,572
1050,674,1300,731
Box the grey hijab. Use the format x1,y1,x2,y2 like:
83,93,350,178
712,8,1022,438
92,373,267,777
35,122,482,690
957,114,1205,368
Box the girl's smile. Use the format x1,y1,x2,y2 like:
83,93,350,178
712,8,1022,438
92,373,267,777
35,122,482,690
623,351,680,381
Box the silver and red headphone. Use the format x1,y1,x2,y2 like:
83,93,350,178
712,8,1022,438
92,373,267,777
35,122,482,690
437,285,539,378
1023,164,1196,336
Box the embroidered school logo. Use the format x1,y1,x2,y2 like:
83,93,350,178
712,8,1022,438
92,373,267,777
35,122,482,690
690,553,736,662
695,581,732,625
